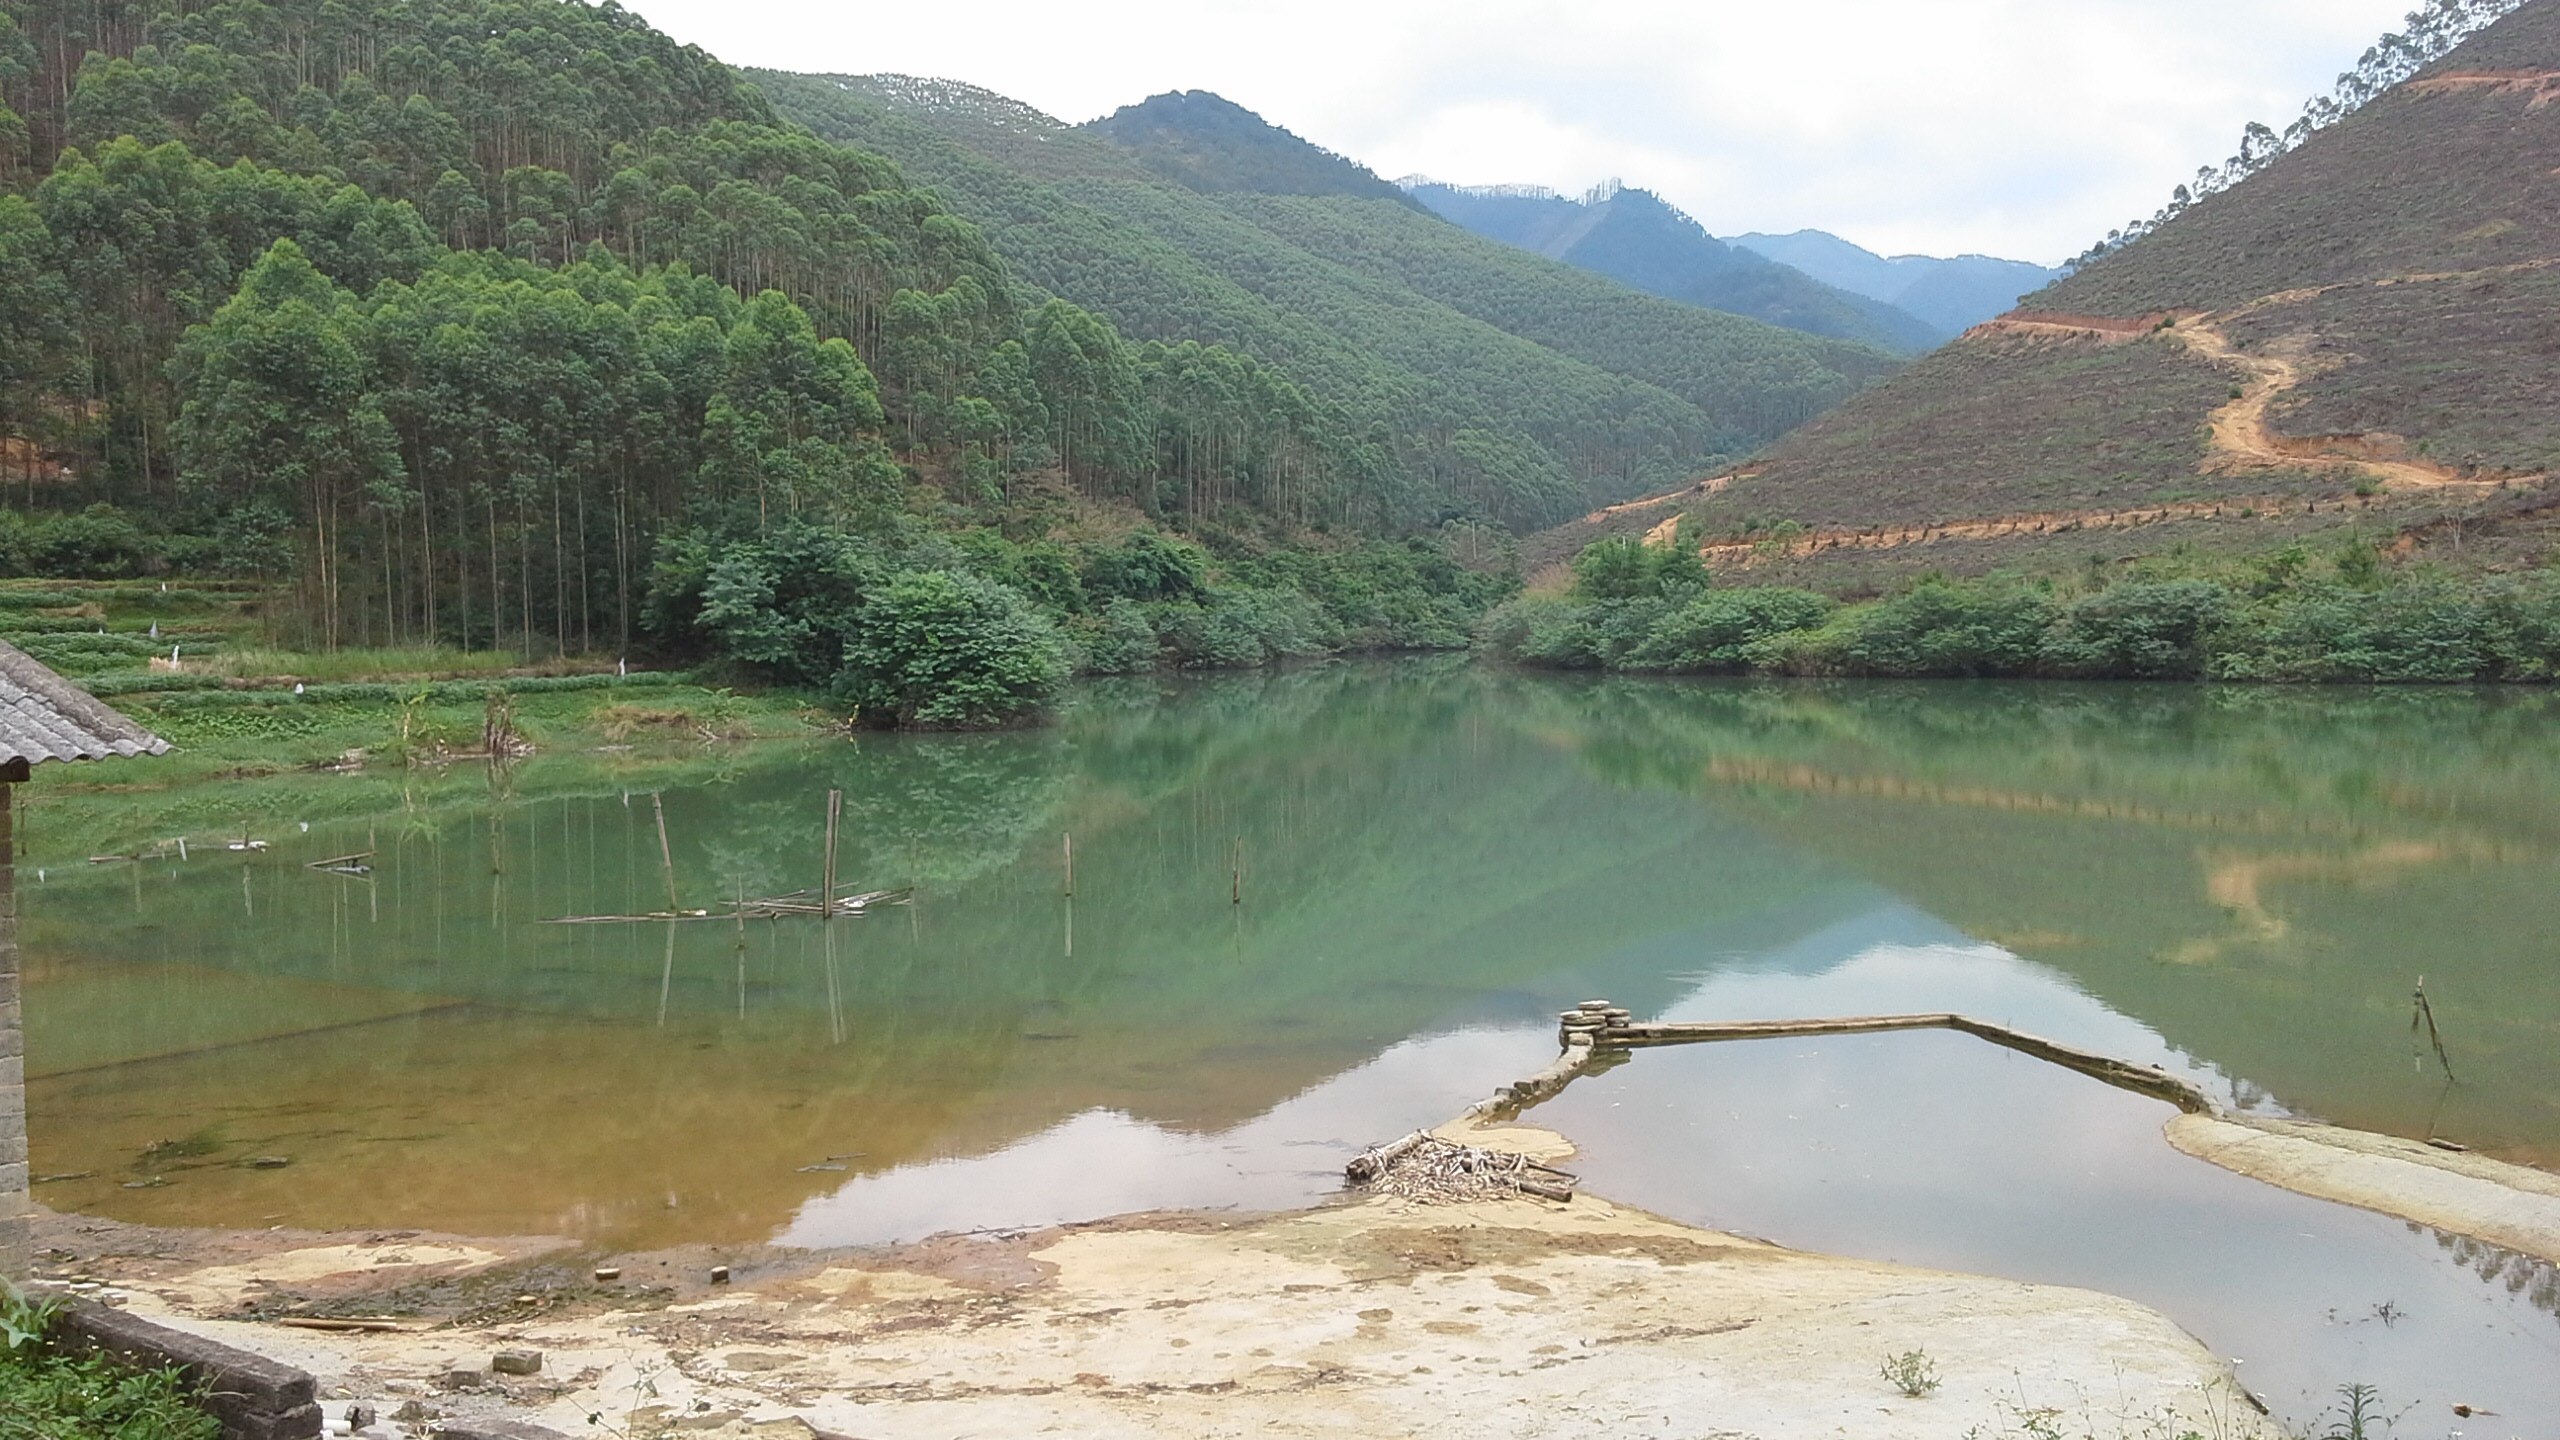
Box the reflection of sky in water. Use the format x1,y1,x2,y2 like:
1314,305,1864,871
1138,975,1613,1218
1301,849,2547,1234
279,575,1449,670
777,1028,1533,1245
790,907,2560,1429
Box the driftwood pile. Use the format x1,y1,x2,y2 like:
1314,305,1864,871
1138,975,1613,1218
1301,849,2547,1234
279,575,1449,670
1344,1132,1577,1204
726,886,912,920
540,887,912,924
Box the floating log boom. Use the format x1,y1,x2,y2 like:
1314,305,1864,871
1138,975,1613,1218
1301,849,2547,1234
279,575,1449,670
1564,1007,2213,1115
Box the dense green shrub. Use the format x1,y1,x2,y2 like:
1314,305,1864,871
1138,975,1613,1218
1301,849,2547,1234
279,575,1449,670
1162,587,1339,668
2214,581,2497,682
953,531,1088,614
1072,598,1160,675
1570,536,1712,601
689,526,887,688
2481,576,2560,680
1083,533,1209,603
1477,594,1607,669
836,570,1066,727
2042,580,2231,679
1223,539,1514,650
1624,588,1835,673
1811,580,2058,677
0,505,164,577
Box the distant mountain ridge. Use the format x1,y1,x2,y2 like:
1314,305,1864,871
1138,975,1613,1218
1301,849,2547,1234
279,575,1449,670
1729,231,2061,336
1406,179,1946,354
760,74,1900,529
1083,90,1426,210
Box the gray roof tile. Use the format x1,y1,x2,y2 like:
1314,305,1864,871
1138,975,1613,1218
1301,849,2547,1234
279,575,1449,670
0,639,170,766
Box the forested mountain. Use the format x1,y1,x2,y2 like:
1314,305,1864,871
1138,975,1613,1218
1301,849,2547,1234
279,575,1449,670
1534,0,2560,592
0,0,1612,666
1083,90,1420,208
1407,180,1943,352
1728,230,2059,336
758,73,1897,526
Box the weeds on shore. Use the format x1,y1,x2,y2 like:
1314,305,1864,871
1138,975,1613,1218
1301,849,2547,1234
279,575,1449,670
2304,1383,2411,1440
1951,1380,2436,1440
0,1283,219,1440
1883,1347,1944,1397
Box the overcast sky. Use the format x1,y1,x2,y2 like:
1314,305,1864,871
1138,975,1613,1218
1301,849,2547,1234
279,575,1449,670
625,0,2422,265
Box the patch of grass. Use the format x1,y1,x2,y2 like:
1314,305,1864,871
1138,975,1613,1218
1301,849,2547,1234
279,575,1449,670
0,1287,221,1440
200,646,606,684
592,698,751,743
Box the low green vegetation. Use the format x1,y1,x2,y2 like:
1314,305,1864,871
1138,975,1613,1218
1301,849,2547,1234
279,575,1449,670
647,521,1515,725
0,1288,220,1440
1489,536,2560,683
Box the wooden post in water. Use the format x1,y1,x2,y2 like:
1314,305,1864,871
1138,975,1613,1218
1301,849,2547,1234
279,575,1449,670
1230,837,1243,906
651,794,679,913
821,789,843,919
1062,832,1074,898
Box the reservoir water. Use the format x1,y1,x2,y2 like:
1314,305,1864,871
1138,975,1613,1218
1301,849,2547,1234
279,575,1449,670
18,663,2560,1426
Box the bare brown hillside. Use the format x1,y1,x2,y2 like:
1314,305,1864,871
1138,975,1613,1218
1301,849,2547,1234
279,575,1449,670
1531,0,2560,589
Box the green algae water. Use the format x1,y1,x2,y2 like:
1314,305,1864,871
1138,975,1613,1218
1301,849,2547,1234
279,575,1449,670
16,663,2560,1424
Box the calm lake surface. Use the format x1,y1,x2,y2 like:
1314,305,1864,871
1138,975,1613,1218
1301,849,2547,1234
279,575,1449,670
19,662,2560,1425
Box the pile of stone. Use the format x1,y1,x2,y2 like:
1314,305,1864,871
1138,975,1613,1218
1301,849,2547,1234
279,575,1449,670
1557,1000,1632,1045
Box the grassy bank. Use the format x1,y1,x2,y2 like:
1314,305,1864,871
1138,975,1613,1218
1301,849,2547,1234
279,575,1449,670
0,577,836,860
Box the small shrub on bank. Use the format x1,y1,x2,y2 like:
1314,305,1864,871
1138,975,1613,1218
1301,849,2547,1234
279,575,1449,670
1624,588,1836,673
1071,598,1161,675
1161,587,1339,668
1570,535,1712,601
836,570,1066,727
2043,579,2232,679
1810,580,2057,678
2214,581,2496,682
1477,594,1608,669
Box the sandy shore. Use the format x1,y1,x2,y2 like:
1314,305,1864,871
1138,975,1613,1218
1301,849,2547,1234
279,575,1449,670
2168,1111,2560,1264
33,1120,2278,1440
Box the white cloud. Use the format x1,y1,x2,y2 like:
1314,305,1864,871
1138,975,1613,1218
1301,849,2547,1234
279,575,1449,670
627,0,2425,263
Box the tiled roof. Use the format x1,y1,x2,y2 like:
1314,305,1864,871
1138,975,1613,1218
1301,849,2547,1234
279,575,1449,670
0,639,170,766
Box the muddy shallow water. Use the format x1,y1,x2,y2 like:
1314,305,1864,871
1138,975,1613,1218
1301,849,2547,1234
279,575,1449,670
19,664,2560,1426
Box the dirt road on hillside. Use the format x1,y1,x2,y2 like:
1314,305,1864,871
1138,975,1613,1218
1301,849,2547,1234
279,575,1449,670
1559,260,2555,572
2165,316,2501,491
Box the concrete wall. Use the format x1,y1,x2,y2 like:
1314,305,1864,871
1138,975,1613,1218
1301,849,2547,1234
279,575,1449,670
1,782,25,1283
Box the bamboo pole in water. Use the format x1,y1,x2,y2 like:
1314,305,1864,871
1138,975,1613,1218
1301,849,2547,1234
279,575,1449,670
651,793,679,913
821,789,842,919
1062,832,1074,898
